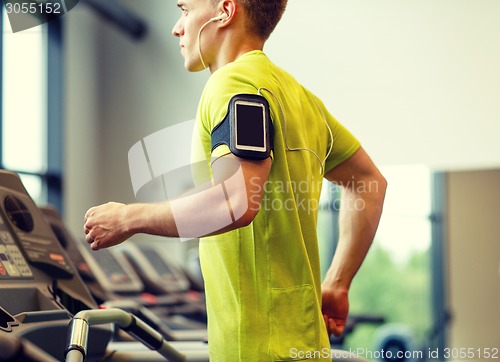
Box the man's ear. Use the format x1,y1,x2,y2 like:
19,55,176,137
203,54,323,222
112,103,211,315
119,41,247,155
216,0,237,27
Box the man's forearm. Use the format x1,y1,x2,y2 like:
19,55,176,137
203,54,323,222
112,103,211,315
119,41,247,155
323,175,387,290
126,179,251,239
125,202,177,237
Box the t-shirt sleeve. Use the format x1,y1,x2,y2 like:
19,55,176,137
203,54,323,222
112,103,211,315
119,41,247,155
198,70,258,161
321,99,361,174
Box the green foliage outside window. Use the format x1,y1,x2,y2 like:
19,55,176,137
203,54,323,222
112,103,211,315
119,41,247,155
345,243,431,359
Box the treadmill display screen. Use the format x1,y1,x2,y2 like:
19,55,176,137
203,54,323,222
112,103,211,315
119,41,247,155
140,248,174,277
81,241,132,285
97,250,133,284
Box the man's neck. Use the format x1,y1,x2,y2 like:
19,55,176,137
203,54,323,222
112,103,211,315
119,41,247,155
209,33,265,73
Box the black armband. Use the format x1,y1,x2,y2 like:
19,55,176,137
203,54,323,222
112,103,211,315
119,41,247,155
211,94,273,160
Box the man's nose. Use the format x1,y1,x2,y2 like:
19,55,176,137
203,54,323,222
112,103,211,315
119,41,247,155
172,18,184,37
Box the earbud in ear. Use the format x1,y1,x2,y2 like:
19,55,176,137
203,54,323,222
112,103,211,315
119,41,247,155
210,13,228,22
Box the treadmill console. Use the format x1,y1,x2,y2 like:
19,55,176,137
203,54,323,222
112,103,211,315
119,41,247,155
123,243,190,294
0,177,73,280
40,205,98,283
77,237,144,294
0,214,33,279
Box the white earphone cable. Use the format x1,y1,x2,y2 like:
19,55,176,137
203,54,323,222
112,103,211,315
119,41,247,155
257,87,333,175
197,14,227,71
197,19,213,70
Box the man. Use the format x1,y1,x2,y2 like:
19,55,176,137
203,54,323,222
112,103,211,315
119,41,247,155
84,0,387,360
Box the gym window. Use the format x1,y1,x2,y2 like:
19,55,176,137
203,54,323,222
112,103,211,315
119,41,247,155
1,8,63,211
319,165,447,354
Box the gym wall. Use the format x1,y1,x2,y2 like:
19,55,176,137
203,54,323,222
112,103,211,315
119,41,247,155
447,169,500,350
267,0,500,170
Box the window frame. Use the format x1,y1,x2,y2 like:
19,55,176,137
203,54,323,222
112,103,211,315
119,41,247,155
0,6,3,162
46,17,64,213
430,172,450,356
0,10,64,212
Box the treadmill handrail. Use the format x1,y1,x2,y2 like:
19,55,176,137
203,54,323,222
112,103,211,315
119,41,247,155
64,308,186,362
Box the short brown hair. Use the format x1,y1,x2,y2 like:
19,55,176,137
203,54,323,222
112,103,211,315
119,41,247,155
214,0,288,40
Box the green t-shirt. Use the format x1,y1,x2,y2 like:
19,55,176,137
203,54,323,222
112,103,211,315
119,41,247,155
194,50,360,361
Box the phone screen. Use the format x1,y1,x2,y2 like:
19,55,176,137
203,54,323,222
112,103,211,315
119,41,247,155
235,102,266,149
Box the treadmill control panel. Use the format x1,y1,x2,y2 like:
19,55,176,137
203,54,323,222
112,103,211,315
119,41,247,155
77,238,144,293
140,248,176,278
0,176,74,280
0,216,33,279
91,246,134,284
124,243,190,293
16,231,73,279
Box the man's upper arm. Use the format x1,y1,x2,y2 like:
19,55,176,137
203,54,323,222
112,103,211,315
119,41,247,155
211,153,272,225
325,147,385,188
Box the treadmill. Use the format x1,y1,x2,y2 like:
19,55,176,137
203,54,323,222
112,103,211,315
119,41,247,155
0,171,209,361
